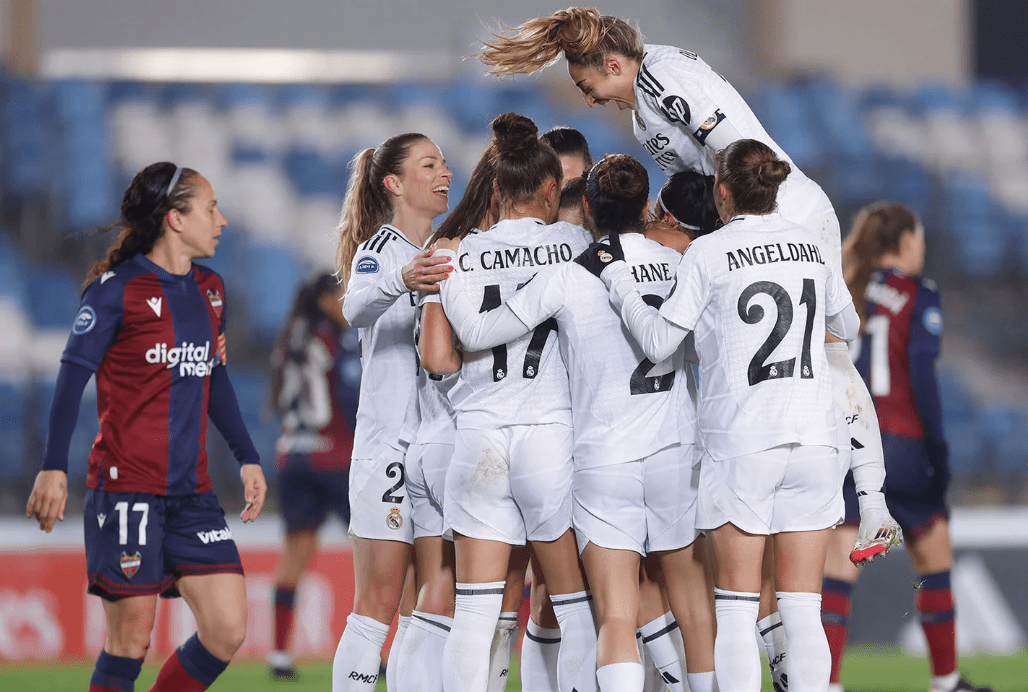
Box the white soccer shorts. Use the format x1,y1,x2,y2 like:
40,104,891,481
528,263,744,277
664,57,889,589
348,446,414,544
444,423,573,545
696,443,844,535
573,443,700,555
406,442,453,540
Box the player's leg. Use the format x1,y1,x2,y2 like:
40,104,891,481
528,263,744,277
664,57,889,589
755,537,790,691
822,472,863,692
522,555,561,692
397,534,455,692
653,542,717,692
270,528,318,677
581,542,643,692
487,546,529,692
91,596,156,692
386,563,416,691
637,558,686,692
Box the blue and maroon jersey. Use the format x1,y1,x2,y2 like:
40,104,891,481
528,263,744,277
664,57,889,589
855,268,943,440
62,254,229,495
275,317,360,471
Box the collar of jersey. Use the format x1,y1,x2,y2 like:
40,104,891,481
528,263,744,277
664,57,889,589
488,217,546,232
133,252,194,282
381,224,422,250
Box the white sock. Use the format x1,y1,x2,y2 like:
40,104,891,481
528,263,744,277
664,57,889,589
443,581,505,692
639,612,686,691
713,588,761,692
640,633,664,692
827,683,844,692
386,614,411,691
397,611,451,692
757,611,787,690
268,650,292,669
550,591,599,692
487,611,519,692
597,661,645,692
776,592,830,692
932,671,961,691
521,619,561,692
332,612,391,692
686,670,718,692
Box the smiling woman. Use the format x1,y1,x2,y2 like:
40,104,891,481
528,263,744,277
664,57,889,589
25,161,267,692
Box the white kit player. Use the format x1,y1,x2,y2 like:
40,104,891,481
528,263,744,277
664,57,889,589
592,141,861,692
477,7,900,576
438,154,717,692
436,113,594,692
332,133,453,692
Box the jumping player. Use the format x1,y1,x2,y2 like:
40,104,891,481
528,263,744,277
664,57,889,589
25,162,267,692
267,272,360,680
477,7,900,569
592,140,860,691
822,202,993,692
333,133,453,691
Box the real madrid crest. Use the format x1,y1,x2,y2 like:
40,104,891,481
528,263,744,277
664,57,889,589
635,110,646,130
120,551,142,579
386,506,403,530
206,289,224,318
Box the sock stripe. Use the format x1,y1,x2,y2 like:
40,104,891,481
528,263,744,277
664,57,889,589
758,620,784,637
549,593,592,606
714,593,760,602
413,613,452,633
920,609,956,624
821,612,848,626
641,621,679,643
458,584,505,596
822,577,855,597
524,629,561,644
498,614,519,622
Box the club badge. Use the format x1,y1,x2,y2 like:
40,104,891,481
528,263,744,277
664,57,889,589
207,289,224,318
635,110,646,131
120,551,142,579
386,507,403,530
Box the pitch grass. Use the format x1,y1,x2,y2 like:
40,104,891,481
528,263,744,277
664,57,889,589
3,647,1024,691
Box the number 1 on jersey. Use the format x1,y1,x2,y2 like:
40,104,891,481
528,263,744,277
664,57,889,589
738,278,817,386
478,283,557,382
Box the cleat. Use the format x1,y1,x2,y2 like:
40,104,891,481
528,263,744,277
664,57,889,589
269,665,301,681
850,504,902,566
930,676,995,692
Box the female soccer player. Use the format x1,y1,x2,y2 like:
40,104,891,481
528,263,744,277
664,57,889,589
478,7,899,564
437,153,717,692
267,272,359,680
432,112,593,692
25,162,266,692
333,133,453,691
822,203,993,692
592,140,860,691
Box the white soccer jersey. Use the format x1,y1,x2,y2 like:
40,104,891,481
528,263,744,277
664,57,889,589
658,214,852,460
342,224,420,458
632,44,836,252
505,233,686,467
441,218,589,429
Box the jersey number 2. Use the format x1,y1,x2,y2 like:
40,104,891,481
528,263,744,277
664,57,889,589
631,294,677,395
479,283,557,382
738,279,816,386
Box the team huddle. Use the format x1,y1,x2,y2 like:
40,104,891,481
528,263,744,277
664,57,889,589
23,7,990,692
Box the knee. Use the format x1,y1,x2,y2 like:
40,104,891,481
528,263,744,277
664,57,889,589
199,606,248,660
419,580,456,618
105,604,156,658
355,583,402,622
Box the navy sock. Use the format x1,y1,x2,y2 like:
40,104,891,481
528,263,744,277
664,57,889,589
89,650,143,692
177,633,229,687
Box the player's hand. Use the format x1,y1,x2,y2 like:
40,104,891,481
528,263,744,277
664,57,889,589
574,231,625,280
26,470,69,533
239,463,267,523
402,247,452,292
850,490,902,565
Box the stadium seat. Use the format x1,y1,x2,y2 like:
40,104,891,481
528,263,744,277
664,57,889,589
0,382,27,481
23,265,81,329
244,243,307,339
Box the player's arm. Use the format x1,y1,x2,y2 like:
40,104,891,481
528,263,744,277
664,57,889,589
651,64,744,152
418,297,462,375
342,247,450,328
436,248,555,352
825,256,861,341
908,284,947,482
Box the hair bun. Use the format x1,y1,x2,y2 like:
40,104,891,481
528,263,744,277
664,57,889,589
596,154,647,200
491,112,539,158
756,159,791,187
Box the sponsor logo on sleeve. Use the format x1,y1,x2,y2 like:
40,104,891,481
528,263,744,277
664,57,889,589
923,306,943,335
693,108,726,144
72,306,97,335
356,256,380,274
206,289,224,318
119,551,142,579
659,94,691,124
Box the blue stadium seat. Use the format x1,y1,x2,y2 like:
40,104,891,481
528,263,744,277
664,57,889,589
245,244,307,339
993,409,1028,474
0,382,27,481
23,265,81,329
946,419,985,474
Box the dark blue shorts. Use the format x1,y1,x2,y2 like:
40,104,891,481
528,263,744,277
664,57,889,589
84,490,243,600
842,433,949,538
278,456,350,533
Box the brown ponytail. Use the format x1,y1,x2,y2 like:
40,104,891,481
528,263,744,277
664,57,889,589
478,7,643,76
491,112,562,209
335,133,428,288
433,143,499,243
85,162,199,286
842,202,919,323
714,139,791,215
